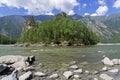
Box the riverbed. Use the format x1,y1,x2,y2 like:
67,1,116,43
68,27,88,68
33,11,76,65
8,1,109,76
0,44,120,71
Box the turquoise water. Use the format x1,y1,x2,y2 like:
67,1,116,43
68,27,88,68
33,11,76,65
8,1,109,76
0,44,120,71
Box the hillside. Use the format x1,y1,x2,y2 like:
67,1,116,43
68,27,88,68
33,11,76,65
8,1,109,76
20,13,100,45
0,15,25,38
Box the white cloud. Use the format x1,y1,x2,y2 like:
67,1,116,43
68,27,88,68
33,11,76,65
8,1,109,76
45,12,54,15
84,13,90,16
98,0,106,5
96,6,108,16
82,3,87,8
91,13,98,16
91,5,108,16
113,0,120,8
0,0,79,15
68,10,75,15
90,0,108,16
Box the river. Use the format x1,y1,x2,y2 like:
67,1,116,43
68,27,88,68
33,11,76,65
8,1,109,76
0,44,120,71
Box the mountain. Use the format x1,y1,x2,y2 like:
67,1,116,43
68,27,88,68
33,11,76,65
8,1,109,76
0,15,53,38
0,13,120,43
0,15,25,38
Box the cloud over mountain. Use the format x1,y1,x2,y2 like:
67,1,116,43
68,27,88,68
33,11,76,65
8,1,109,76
113,0,120,8
91,0,108,16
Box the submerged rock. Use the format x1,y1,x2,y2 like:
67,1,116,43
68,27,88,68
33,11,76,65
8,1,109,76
63,71,73,79
102,57,114,66
69,61,77,65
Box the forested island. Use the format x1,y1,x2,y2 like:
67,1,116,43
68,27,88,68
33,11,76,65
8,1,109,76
19,12,100,46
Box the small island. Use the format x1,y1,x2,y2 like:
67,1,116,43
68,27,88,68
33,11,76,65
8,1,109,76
18,12,100,46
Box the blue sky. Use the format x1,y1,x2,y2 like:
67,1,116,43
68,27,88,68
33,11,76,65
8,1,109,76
0,0,120,16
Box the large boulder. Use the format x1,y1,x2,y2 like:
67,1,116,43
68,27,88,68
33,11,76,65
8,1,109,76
1,70,18,80
0,55,28,64
0,55,35,65
11,61,29,69
102,57,114,66
112,59,119,65
19,71,32,80
0,64,7,73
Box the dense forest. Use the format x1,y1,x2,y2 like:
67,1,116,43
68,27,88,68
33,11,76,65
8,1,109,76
20,12,100,45
0,34,16,44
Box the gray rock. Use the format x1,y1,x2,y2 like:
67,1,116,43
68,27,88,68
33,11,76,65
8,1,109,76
11,61,29,69
0,55,35,65
100,74,113,80
93,71,99,75
19,71,32,80
69,65,78,70
108,69,119,73
73,69,83,74
85,70,90,74
34,72,46,77
0,55,28,64
63,71,73,79
73,75,80,79
94,78,98,80
101,67,109,72
49,73,59,79
0,64,7,73
23,66,35,71
1,70,18,80
102,57,114,66
112,59,119,65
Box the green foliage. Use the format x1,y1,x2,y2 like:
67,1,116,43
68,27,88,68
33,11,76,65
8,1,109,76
20,13,100,45
110,32,120,43
0,34,16,44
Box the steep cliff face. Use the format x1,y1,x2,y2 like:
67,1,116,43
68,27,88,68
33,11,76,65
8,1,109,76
71,14,120,42
80,16,113,41
22,16,36,33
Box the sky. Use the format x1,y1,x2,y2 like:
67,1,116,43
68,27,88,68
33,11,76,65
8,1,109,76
0,0,120,16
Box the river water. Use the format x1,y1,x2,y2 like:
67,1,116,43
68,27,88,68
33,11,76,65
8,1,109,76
0,44,120,71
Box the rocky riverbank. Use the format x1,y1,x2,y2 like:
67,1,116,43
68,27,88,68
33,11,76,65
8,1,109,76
0,55,120,80
14,42,84,47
